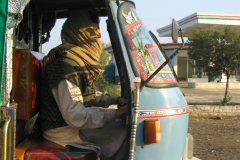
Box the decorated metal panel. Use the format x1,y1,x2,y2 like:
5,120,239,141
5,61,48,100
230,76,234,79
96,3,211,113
0,0,9,108
138,106,189,118
1,0,31,107
7,0,31,29
111,1,189,160
120,5,176,84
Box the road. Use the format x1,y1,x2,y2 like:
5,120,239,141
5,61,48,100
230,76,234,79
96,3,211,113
189,117,240,160
180,88,240,103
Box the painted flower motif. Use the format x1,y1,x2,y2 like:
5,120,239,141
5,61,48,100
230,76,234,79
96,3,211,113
178,109,183,113
125,15,133,23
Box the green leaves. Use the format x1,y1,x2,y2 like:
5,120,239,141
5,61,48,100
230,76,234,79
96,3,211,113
94,76,120,96
187,27,240,76
187,27,240,104
99,41,111,66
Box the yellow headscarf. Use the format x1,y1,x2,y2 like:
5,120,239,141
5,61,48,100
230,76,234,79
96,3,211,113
46,9,104,85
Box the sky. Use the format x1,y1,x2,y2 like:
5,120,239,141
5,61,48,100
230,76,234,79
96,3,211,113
42,0,240,54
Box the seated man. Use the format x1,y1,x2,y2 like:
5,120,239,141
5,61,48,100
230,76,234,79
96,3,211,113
39,9,128,160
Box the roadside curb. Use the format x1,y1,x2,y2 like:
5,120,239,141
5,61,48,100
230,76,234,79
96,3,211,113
188,102,240,117
188,102,240,105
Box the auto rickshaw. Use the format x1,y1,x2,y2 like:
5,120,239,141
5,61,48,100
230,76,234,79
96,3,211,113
0,0,194,159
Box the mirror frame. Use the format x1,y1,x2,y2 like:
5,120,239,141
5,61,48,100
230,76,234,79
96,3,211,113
172,19,179,43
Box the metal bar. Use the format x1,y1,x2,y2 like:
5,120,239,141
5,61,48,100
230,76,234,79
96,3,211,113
3,116,11,160
2,28,13,107
38,14,42,52
5,103,17,160
129,77,141,160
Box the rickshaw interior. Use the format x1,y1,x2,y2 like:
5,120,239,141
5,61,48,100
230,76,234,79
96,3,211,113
5,0,129,160
17,0,108,51
2,0,186,159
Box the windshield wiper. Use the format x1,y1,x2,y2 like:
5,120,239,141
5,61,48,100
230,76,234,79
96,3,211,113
140,29,184,91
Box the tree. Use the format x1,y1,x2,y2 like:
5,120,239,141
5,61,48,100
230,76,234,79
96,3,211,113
99,41,111,66
187,27,240,105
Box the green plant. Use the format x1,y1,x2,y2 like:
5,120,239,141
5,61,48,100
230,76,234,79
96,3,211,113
94,76,121,96
221,92,232,105
188,27,240,102
204,66,220,82
99,41,111,66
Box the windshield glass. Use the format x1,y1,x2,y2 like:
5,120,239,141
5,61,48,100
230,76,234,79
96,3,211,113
119,4,177,84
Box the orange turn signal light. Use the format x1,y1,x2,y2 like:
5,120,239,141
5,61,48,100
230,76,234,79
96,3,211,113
143,119,161,143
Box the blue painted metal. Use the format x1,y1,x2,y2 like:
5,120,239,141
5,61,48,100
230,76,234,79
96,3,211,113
135,114,188,160
109,1,189,159
110,1,135,87
134,87,188,160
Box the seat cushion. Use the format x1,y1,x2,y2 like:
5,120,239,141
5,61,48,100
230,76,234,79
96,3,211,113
24,139,97,160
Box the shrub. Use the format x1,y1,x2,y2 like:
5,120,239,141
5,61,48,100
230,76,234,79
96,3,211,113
94,76,120,96
221,92,232,105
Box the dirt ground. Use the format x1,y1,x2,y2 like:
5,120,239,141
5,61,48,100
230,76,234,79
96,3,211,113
189,117,240,160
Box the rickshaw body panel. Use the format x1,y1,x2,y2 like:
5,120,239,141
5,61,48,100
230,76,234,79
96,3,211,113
108,1,189,159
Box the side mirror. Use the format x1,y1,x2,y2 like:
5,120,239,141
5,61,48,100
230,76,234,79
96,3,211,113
172,19,179,43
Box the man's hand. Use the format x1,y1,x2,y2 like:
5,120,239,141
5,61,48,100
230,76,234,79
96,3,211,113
116,97,128,108
116,105,127,119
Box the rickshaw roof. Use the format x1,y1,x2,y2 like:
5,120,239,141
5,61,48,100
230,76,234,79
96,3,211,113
32,0,107,17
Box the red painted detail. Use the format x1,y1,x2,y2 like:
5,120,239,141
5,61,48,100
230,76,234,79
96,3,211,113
138,106,189,118
138,112,189,118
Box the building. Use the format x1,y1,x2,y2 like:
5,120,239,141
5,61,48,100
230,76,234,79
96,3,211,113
157,12,240,82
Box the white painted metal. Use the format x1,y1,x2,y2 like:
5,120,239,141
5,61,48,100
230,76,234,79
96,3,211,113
157,12,240,38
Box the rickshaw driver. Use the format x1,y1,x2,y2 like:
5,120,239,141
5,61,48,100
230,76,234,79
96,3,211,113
40,9,128,160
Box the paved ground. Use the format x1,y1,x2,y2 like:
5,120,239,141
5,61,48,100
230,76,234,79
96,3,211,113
179,81,240,103
189,117,240,160
178,81,240,160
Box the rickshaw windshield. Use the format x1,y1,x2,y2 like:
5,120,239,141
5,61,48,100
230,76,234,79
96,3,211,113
118,2,177,88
